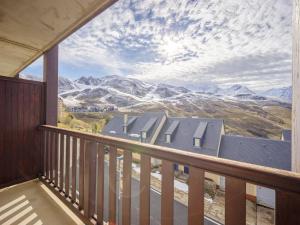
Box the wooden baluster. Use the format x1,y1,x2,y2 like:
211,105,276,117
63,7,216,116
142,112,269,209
49,131,53,181
65,135,70,197
140,154,151,225
72,137,78,202
44,130,48,178
79,138,85,210
161,160,174,225
42,130,45,177
97,143,105,225
84,141,97,218
109,146,117,225
225,176,246,225
59,133,65,191
188,167,204,225
122,150,132,225
84,141,91,217
54,132,59,186
52,132,56,183
276,190,300,225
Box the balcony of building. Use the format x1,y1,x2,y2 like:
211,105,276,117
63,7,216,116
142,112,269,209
1,0,300,225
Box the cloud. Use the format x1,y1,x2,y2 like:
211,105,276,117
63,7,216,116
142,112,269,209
57,0,292,90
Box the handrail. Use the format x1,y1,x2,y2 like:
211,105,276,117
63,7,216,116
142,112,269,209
41,125,300,194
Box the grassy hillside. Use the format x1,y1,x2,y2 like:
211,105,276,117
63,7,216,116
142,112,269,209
58,111,112,134
59,98,291,139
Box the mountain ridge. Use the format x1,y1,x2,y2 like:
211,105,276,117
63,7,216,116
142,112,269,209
57,75,292,106
19,73,292,104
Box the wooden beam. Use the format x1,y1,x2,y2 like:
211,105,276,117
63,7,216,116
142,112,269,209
79,138,85,210
293,0,300,172
72,137,78,202
140,154,151,225
188,167,204,225
65,135,71,197
97,144,105,225
276,190,300,225
59,133,65,191
161,160,174,225
122,150,132,225
225,177,246,225
43,45,58,126
84,141,97,218
109,146,117,225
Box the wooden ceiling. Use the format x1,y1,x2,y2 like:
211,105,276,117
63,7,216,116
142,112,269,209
0,0,117,77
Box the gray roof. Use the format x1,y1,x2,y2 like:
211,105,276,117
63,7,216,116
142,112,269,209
219,135,291,171
102,112,165,143
193,122,208,139
282,129,291,142
165,120,179,135
155,117,224,156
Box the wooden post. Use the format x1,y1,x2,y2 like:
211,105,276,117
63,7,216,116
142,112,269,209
293,0,300,172
43,45,58,126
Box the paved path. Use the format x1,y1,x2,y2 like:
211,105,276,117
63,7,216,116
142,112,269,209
100,162,220,225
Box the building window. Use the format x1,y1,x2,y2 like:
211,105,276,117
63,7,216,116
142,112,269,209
194,138,200,147
174,163,178,171
166,134,171,143
142,131,147,139
184,166,189,174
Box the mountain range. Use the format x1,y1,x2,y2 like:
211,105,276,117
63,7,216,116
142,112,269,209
21,74,291,138
57,75,292,108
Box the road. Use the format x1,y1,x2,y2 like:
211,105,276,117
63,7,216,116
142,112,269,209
99,162,220,225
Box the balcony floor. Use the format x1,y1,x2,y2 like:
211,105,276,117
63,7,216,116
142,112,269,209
0,179,83,225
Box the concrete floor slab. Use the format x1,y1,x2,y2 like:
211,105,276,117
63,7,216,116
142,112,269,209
0,179,84,225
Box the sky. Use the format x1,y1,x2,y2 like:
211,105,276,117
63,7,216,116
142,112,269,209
22,0,292,91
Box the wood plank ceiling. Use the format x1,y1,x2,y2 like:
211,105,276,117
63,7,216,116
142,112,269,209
0,0,117,77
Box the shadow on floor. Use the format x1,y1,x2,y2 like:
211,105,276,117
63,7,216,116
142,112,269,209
0,180,82,225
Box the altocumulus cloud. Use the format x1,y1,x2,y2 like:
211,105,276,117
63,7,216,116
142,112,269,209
58,0,292,91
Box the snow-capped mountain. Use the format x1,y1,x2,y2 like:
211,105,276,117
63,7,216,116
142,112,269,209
18,74,290,108
75,76,102,86
217,84,255,97
59,77,79,93
57,75,294,108
58,75,192,108
261,86,292,103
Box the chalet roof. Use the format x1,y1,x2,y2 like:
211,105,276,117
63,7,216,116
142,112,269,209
219,135,291,171
155,117,224,156
102,112,166,143
193,122,208,139
0,0,116,77
282,129,291,142
165,120,180,135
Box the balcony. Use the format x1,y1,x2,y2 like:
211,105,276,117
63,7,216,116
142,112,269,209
1,0,300,224
5,124,298,225
2,123,299,225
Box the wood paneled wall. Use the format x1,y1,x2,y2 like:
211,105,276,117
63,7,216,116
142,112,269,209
0,76,45,188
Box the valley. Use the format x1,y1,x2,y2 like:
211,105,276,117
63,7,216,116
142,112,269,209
57,75,291,139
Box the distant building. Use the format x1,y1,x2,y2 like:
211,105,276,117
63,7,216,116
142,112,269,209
103,112,167,165
154,116,224,175
67,104,116,113
219,135,291,208
103,111,291,209
58,97,64,120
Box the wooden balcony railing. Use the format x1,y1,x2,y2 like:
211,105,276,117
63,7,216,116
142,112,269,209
40,125,300,225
